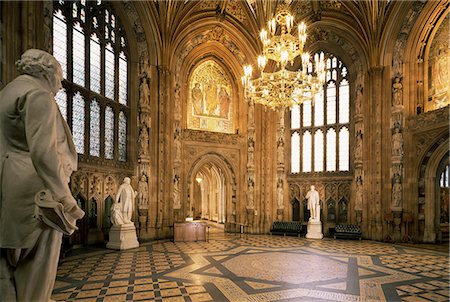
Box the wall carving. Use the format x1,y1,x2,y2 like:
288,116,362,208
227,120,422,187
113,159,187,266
182,129,242,144
407,106,449,132
309,28,360,64
393,1,424,74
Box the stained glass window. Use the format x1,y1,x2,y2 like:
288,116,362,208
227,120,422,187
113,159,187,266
118,111,127,162
314,130,324,172
119,52,127,105
72,22,85,87
90,99,100,157
291,132,300,173
290,52,350,174
55,89,67,121
440,165,449,187
339,79,349,123
314,91,324,126
105,106,114,160
72,92,85,154
90,34,101,93
303,100,312,127
105,43,115,100
291,105,300,129
53,10,67,78
327,82,336,124
53,1,130,163
302,131,312,173
339,127,350,171
326,129,336,171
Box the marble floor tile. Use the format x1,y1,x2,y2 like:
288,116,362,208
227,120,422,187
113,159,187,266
52,230,449,302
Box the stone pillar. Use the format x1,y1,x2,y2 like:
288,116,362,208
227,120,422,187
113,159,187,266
246,98,256,229
392,208,402,242
367,67,385,240
156,65,171,236
138,207,148,237
354,73,364,232
137,59,152,239
390,74,405,242
276,110,286,221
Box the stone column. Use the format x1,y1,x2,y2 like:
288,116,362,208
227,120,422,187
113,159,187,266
354,74,364,229
246,98,256,229
276,109,286,221
156,65,171,237
390,74,405,242
367,67,385,240
173,81,183,222
137,59,151,239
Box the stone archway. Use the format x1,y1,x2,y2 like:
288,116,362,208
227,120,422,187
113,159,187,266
186,153,237,225
421,138,449,243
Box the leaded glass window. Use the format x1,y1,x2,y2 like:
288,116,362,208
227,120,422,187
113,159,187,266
73,92,85,154
339,127,350,171
302,131,312,173
53,9,67,78
53,1,130,163
291,132,300,173
55,88,67,120
90,33,101,93
89,99,100,157
105,106,114,160
290,52,350,174
291,105,300,129
314,130,324,172
118,111,127,162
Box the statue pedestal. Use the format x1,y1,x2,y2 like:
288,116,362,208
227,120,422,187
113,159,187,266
306,220,323,239
107,223,139,250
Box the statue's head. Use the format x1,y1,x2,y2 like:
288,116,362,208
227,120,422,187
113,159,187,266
310,185,315,191
124,177,131,184
16,49,63,95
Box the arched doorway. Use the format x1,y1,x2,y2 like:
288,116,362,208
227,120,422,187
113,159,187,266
420,137,449,243
437,158,449,242
192,165,225,223
187,153,236,225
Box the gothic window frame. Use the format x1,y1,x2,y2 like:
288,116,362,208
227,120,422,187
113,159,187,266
52,0,130,165
290,51,351,175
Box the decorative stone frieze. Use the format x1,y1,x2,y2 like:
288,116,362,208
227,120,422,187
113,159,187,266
182,129,242,144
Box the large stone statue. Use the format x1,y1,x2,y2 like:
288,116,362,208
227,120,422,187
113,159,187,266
114,177,135,225
107,177,139,250
306,185,320,221
0,49,85,301
305,185,323,239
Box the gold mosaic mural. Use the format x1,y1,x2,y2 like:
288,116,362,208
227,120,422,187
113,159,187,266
187,60,234,134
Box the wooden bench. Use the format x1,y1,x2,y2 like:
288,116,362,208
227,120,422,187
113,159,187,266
270,221,302,237
334,224,362,240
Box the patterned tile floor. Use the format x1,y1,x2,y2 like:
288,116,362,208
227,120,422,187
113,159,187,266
52,227,449,302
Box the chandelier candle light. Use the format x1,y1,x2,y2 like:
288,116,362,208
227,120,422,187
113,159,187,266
242,5,326,110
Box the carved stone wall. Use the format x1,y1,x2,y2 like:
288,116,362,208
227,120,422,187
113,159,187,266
288,180,351,236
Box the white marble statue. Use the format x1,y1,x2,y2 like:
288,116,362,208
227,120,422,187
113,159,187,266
306,185,320,221
0,49,84,302
113,177,136,225
110,200,125,225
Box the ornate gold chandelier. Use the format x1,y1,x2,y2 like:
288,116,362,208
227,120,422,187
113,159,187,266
242,5,326,111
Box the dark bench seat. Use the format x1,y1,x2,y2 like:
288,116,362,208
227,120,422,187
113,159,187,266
270,221,302,237
334,224,362,240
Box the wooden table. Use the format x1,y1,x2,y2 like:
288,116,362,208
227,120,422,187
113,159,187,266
174,222,207,242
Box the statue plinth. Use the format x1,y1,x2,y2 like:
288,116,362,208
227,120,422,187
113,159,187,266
306,220,323,239
107,223,139,250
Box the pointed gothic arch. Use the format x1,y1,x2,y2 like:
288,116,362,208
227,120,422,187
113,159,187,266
186,152,237,224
